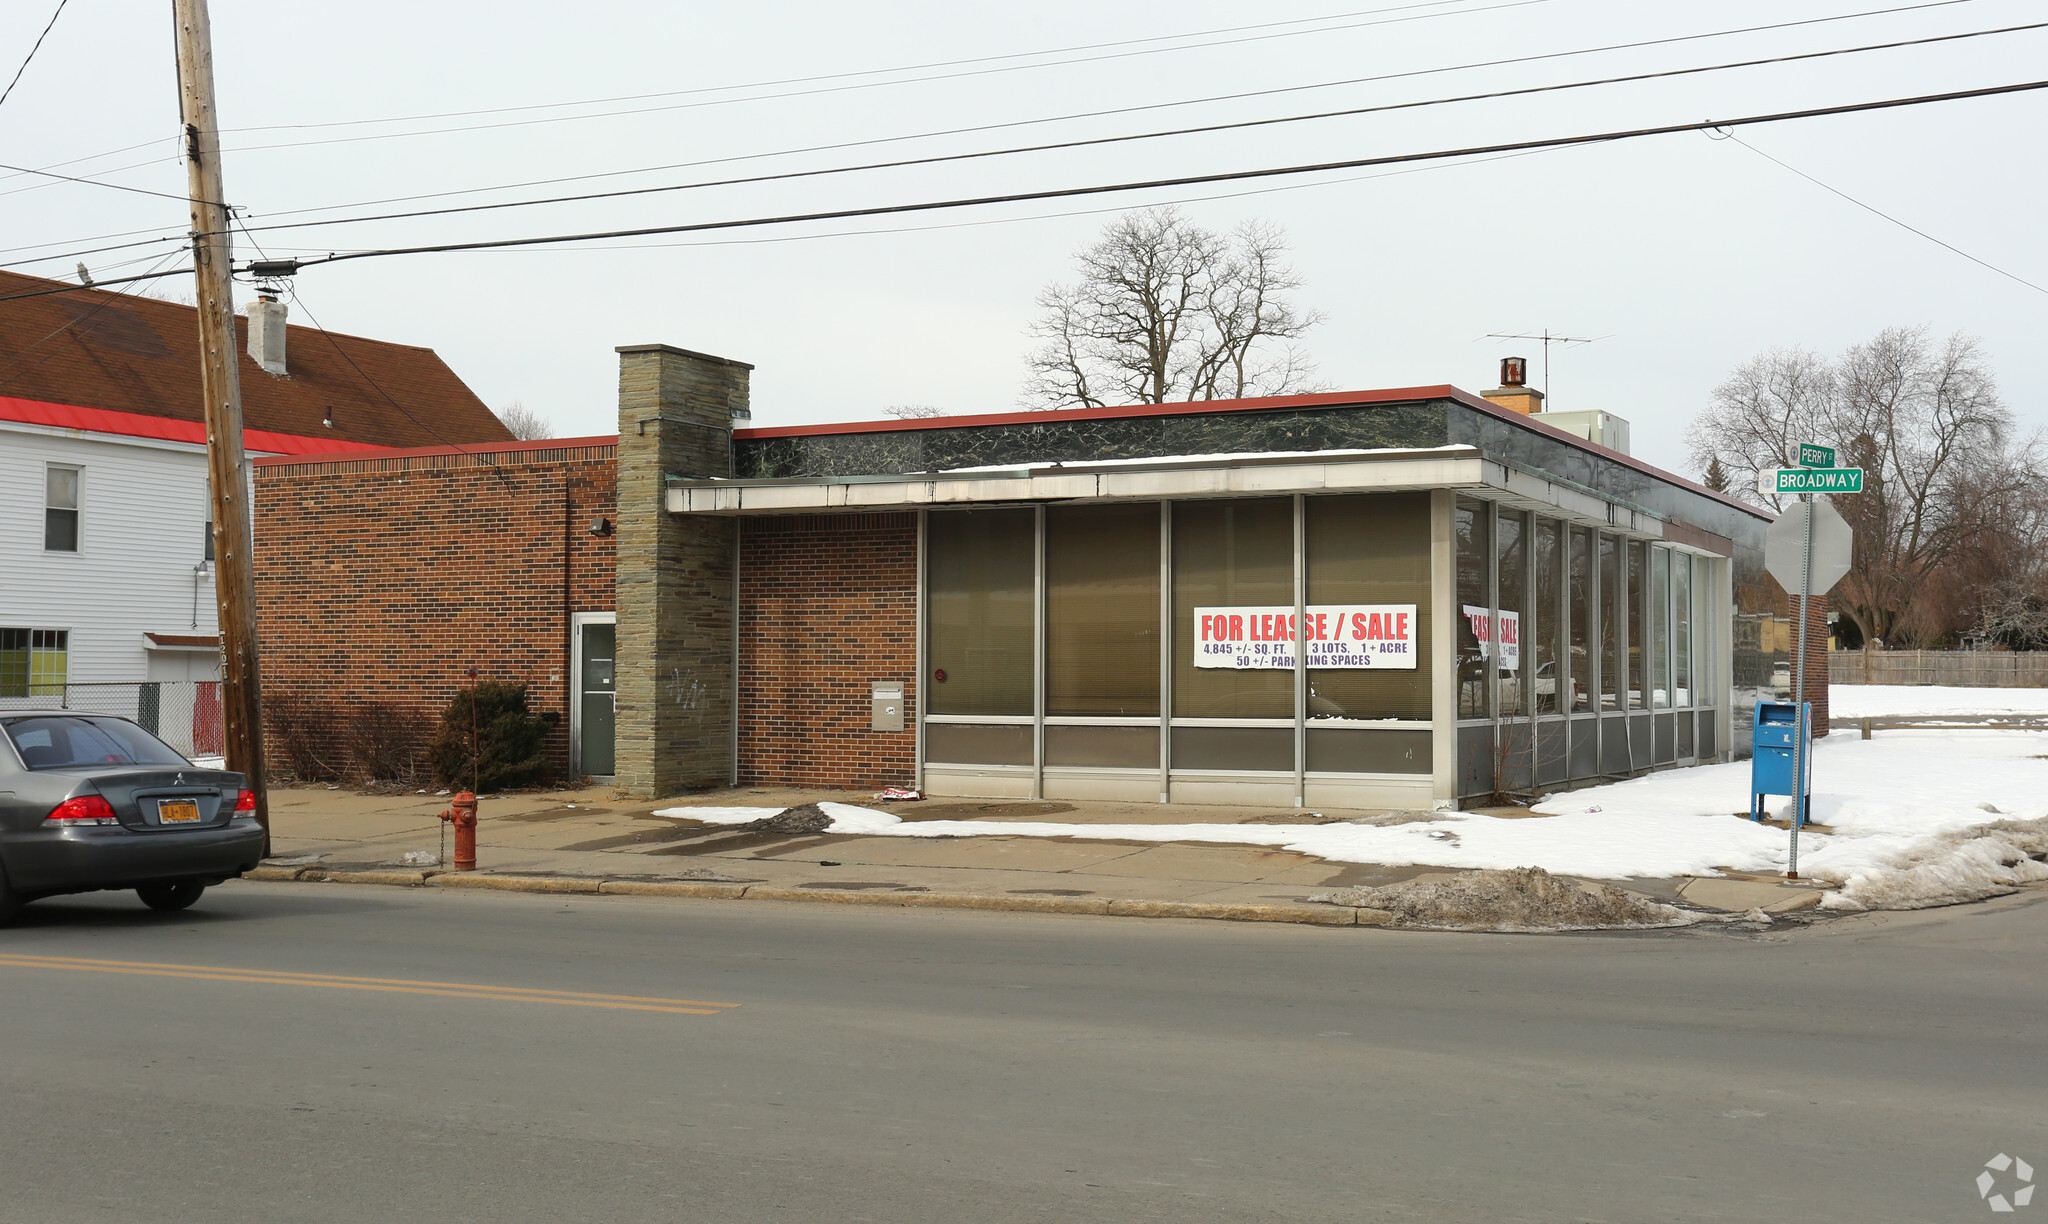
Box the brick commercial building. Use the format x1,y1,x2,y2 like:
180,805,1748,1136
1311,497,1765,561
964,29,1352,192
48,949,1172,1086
255,344,1822,804
252,439,618,779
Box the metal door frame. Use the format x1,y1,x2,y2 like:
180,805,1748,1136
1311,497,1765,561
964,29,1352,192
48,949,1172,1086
570,611,618,778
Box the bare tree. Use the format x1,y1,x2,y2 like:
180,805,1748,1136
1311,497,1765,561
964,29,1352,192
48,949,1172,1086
882,404,948,419
1022,208,1325,409
1688,327,2042,646
1684,345,1833,513
495,401,554,440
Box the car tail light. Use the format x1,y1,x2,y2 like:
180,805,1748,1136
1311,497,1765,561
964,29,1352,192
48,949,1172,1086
234,789,256,812
46,794,120,826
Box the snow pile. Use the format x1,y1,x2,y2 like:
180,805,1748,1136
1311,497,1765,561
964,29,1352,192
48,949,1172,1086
738,803,834,834
1829,685,2048,720
1308,867,1695,931
1817,818,2048,911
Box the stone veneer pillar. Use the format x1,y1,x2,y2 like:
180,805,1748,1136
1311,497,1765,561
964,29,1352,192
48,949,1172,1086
613,343,752,796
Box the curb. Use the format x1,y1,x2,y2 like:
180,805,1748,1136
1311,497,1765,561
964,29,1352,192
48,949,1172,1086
239,868,1384,927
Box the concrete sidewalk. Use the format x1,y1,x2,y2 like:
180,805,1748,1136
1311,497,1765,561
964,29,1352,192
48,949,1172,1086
244,784,1822,925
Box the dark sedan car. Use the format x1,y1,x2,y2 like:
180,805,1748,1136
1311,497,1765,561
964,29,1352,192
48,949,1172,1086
0,711,266,920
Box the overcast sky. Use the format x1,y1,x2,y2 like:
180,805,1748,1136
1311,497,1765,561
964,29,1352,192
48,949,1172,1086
5,0,2044,477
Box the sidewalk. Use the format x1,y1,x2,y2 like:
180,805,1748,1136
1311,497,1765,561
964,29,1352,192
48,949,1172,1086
246,784,1822,926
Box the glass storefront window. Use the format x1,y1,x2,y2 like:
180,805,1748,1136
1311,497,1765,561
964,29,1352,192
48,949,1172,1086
1172,498,1294,719
1569,527,1592,712
926,509,1035,716
1455,501,1489,719
1534,519,1562,715
1599,534,1620,711
1625,540,1646,710
1651,547,1672,709
1305,493,1431,721
1674,552,1693,708
1496,511,1526,717
1046,503,1160,716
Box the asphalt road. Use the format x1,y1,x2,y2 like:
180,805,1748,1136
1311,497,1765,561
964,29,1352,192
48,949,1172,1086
1,882,2041,1224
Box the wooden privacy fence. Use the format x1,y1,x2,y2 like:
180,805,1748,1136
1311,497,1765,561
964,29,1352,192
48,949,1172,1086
1829,651,2048,687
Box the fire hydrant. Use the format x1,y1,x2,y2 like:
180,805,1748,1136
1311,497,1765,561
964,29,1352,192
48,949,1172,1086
439,790,478,871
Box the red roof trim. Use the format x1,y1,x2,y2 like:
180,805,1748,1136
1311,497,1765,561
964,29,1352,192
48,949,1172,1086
733,386,1494,439
0,394,383,456
250,434,619,467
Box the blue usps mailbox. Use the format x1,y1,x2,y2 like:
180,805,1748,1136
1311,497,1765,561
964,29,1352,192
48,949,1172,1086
1750,701,1812,828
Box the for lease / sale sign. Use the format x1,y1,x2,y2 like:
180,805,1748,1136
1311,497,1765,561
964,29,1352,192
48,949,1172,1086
1193,605,1418,670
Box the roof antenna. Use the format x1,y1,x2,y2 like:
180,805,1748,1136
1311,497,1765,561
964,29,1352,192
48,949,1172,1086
1484,329,1604,405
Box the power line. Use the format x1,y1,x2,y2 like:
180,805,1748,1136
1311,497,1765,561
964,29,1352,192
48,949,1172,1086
0,0,69,110
266,146,1568,259
218,0,2000,230
220,21,2048,243
0,158,209,204
251,79,2048,274
0,134,171,187
0,0,1996,265
220,0,1492,134
1719,132,2048,297
0,266,191,302
216,0,1550,154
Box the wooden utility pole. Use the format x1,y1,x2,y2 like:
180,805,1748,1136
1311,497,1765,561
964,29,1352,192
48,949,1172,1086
172,0,269,842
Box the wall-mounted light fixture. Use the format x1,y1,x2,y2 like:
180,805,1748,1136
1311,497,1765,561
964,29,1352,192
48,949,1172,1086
588,516,613,537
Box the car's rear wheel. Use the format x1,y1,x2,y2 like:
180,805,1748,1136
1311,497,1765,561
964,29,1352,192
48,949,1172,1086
136,880,206,912
0,869,20,926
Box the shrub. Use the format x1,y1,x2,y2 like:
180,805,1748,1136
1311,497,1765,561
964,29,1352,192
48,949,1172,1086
426,681,551,792
264,691,346,782
345,700,430,783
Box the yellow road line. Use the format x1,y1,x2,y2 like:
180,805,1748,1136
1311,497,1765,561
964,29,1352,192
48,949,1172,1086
0,954,738,1016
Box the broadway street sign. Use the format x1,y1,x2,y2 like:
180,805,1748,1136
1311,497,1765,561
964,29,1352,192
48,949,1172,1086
1761,466,1864,495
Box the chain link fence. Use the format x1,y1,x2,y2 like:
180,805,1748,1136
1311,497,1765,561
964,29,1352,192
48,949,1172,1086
0,681,225,759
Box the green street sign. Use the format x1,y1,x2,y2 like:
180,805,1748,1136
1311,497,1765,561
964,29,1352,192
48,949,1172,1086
1761,466,1863,495
1795,442,1835,468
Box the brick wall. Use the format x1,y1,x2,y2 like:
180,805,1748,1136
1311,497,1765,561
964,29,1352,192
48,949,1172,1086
252,443,616,780
738,513,917,789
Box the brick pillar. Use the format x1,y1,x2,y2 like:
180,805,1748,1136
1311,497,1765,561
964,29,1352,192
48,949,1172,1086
1802,596,1830,738
613,344,751,796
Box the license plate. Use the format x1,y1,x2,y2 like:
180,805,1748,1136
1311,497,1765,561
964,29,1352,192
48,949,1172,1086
158,799,201,825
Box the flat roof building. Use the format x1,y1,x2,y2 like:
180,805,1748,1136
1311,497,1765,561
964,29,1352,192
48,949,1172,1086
615,345,1780,809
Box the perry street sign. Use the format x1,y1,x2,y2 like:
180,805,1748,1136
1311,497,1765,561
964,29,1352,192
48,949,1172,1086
1795,442,1835,468
1760,466,1863,495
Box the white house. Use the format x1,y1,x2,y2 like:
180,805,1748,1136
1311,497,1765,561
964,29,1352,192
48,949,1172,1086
0,270,514,714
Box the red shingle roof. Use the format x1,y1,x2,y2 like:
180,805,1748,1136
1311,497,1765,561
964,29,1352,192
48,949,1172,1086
0,269,512,449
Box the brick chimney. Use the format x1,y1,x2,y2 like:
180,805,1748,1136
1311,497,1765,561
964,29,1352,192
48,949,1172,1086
1482,355,1543,415
247,294,287,377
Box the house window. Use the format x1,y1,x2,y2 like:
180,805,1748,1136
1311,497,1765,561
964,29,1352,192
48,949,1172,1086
44,465,80,552
0,629,68,698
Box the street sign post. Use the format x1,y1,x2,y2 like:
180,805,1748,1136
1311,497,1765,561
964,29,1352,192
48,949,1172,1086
1795,442,1835,468
1759,468,1858,879
1760,467,1864,495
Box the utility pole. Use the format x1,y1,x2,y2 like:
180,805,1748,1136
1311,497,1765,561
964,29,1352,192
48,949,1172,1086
173,0,268,845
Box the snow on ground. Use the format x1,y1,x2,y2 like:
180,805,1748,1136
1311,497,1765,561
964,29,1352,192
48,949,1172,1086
1829,684,2048,719
655,730,2048,909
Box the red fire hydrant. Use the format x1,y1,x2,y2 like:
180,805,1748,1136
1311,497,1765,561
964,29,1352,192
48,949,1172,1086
440,791,478,872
